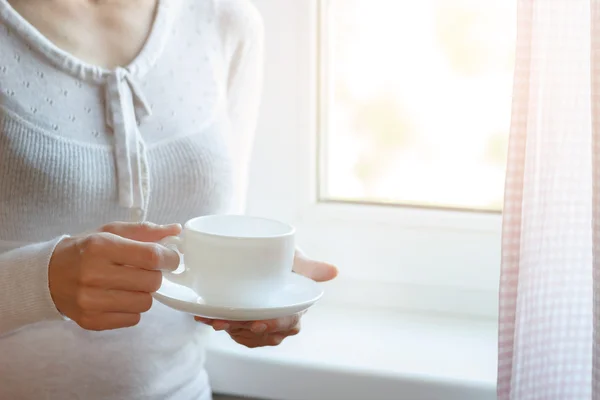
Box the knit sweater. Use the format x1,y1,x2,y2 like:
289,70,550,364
0,0,263,398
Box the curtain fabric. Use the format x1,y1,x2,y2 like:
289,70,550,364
498,0,597,398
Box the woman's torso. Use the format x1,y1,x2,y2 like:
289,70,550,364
0,0,259,398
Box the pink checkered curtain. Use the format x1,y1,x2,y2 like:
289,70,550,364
498,0,598,399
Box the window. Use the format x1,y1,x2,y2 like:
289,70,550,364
246,0,514,318
319,0,516,212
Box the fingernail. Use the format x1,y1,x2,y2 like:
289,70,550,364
164,223,182,230
215,323,230,331
251,323,267,333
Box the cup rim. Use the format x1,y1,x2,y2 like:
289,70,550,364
183,214,296,240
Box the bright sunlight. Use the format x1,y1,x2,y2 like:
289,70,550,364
321,0,517,211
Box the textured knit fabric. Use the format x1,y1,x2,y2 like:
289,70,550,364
498,1,596,399
0,0,263,398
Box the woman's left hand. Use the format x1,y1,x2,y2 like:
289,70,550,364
194,250,338,348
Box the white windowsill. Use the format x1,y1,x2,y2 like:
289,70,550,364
205,303,498,400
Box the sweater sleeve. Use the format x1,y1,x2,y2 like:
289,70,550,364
218,0,265,215
0,236,68,336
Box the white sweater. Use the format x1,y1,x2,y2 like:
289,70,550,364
0,0,263,398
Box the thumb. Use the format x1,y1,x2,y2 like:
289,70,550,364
100,222,182,242
293,249,339,283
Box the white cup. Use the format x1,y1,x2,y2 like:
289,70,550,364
160,214,296,308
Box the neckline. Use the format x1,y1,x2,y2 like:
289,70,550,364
0,0,178,83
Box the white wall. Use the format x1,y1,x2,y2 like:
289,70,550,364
245,0,312,221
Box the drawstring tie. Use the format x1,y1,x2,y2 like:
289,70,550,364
104,67,152,211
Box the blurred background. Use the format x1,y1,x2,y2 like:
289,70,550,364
321,0,515,211
210,1,514,399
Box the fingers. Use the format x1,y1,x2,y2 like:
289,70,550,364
250,313,302,333
101,222,182,242
49,222,183,333
77,233,180,271
230,333,288,348
77,312,142,331
100,222,182,270
212,320,231,331
75,288,154,313
194,314,302,349
194,317,233,331
292,250,338,282
194,316,212,325
195,314,303,334
78,263,163,293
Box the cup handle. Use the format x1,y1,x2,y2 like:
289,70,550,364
159,236,191,287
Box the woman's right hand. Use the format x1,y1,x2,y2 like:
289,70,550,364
48,222,181,331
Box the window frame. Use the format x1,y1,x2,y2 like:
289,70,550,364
246,0,503,319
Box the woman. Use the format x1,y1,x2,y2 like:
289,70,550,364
0,0,337,399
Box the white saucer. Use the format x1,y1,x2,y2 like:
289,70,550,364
152,272,324,321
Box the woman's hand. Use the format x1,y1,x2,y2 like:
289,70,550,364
195,249,338,348
48,222,181,331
